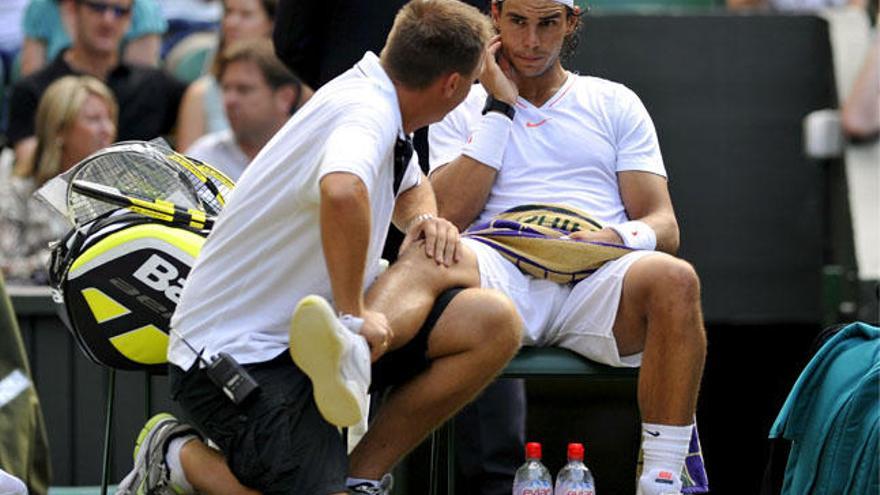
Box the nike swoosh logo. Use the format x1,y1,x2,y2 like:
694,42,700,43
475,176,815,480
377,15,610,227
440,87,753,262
645,430,661,437
525,118,551,128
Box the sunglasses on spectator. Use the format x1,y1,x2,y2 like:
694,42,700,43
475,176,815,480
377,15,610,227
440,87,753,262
77,0,132,18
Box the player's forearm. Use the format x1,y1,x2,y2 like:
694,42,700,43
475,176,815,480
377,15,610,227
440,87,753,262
392,175,438,232
635,212,680,255
430,156,497,231
319,173,371,316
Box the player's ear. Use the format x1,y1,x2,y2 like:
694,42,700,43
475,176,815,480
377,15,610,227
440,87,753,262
566,7,581,36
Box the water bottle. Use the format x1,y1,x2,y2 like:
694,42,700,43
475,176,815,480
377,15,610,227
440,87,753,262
554,443,595,495
512,442,553,495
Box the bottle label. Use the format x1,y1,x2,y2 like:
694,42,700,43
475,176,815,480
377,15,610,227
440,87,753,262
554,481,595,495
513,480,553,495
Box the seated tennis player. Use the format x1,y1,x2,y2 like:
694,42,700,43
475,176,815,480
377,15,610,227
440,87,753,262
417,0,708,493
117,2,523,495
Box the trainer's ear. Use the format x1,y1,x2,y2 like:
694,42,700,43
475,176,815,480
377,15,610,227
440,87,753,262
441,72,463,99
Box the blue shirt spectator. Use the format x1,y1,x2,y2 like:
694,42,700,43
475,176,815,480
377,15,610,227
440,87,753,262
20,0,167,75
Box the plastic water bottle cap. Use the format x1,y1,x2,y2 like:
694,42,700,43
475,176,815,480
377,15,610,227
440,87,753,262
567,442,584,461
525,442,542,459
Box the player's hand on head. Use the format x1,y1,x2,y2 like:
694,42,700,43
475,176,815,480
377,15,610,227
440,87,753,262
568,228,625,246
360,310,393,362
481,35,518,105
400,216,461,266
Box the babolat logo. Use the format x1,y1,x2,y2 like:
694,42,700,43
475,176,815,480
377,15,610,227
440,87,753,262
132,254,186,304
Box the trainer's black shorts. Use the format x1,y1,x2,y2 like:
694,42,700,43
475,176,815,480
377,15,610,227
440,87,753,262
371,287,464,392
169,352,347,495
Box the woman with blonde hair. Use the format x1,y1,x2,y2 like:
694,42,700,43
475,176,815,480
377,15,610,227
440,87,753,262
0,75,117,284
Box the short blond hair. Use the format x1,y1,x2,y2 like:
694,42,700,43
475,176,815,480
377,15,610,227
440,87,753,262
33,76,118,185
382,0,493,89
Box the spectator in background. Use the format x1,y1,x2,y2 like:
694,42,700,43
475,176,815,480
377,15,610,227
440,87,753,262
0,76,116,284
156,0,222,24
20,0,167,76
7,0,185,179
727,0,866,10
185,39,311,180
156,0,222,58
0,0,28,80
841,15,880,140
174,0,276,151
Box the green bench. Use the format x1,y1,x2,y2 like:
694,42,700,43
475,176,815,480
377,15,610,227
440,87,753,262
427,347,639,495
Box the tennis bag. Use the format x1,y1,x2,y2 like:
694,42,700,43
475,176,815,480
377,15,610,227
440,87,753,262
49,213,206,372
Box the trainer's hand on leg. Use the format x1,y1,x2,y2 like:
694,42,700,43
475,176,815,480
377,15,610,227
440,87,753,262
399,217,461,266
360,310,393,362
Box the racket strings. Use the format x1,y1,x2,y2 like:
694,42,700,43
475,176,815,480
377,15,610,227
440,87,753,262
165,152,234,216
69,148,202,227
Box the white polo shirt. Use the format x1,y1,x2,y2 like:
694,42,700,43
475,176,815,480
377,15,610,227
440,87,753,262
169,52,421,369
185,129,250,181
430,74,666,229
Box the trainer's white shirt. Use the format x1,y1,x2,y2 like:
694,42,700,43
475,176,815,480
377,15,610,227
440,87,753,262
430,74,666,228
185,129,250,181
169,52,421,369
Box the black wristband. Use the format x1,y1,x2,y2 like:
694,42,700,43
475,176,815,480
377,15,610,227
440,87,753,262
482,95,516,120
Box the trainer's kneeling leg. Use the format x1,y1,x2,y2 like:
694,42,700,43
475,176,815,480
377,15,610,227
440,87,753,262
350,287,522,481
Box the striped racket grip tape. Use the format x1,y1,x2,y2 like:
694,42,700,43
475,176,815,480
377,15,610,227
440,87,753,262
71,180,215,230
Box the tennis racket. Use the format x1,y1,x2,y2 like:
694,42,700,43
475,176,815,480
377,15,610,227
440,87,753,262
71,179,216,230
66,141,210,227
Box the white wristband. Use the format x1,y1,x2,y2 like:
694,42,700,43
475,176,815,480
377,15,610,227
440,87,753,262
461,111,513,171
609,220,657,251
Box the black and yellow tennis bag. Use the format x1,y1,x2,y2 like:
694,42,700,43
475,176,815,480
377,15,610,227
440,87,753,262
50,213,206,372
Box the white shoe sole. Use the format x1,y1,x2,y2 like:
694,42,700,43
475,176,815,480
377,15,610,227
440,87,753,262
289,295,365,427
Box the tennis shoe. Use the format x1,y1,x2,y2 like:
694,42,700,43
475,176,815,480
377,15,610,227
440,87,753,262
289,295,371,427
116,413,198,495
347,474,394,494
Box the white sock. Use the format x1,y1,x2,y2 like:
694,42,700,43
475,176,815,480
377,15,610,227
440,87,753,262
166,434,198,494
346,477,380,488
638,423,692,494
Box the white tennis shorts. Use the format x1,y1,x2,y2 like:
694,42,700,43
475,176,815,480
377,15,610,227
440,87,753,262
463,238,659,368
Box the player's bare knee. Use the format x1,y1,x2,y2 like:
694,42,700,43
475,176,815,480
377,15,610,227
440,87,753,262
394,241,448,279
645,257,700,307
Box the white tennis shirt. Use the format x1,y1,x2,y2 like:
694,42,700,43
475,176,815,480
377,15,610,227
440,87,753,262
430,74,667,229
169,52,421,369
